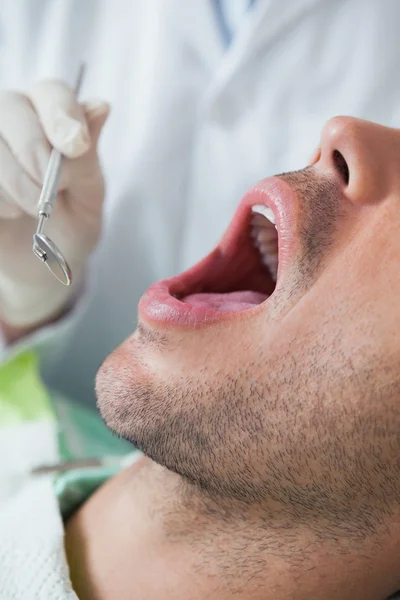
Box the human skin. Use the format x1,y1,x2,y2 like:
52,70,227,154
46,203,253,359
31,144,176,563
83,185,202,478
66,117,400,599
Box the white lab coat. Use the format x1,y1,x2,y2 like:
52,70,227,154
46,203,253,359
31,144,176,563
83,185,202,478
1,0,400,406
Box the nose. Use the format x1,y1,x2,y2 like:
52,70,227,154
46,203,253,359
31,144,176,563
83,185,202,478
314,116,399,205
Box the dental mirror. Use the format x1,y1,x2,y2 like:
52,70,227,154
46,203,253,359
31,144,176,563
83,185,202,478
32,63,86,286
33,230,72,286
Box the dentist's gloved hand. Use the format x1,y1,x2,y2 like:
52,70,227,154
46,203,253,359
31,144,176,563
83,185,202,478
0,79,109,333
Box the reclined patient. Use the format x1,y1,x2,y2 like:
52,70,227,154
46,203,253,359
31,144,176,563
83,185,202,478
2,116,400,600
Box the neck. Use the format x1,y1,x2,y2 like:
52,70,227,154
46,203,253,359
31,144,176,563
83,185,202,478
65,457,400,600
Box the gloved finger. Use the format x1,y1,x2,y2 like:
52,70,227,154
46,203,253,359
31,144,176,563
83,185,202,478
0,136,42,218
0,91,52,186
81,100,110,146
29,79,90,158
61,101,109,206
68,100,110,171
0,189,23,219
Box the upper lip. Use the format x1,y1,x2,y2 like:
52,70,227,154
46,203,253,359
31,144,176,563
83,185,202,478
139,176,298,326
208,175,297,290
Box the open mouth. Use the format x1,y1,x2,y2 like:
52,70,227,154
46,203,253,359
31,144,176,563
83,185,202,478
178,204,278,312
139,177,294,328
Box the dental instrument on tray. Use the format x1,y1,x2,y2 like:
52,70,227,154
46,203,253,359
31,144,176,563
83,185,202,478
31,455,133,475
32,63,86,286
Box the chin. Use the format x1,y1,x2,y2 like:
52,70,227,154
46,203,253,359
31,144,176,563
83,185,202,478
96,333,150,441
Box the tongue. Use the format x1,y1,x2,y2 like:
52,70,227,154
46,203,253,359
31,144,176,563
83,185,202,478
181,291,268,312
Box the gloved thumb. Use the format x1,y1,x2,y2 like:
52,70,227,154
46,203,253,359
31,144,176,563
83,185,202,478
63,99,109,183
61,100,109,199
83,100,110,147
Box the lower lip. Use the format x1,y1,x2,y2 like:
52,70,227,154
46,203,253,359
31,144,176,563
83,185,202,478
139,285,220,329
138,250,244,328
139,177,295,329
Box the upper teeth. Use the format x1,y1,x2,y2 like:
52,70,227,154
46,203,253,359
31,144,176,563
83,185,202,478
250,205,279,282
251,205,276,226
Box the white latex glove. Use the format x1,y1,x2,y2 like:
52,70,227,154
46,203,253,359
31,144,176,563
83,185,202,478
0,79,109,328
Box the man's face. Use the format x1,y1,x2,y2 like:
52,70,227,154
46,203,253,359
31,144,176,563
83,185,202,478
97,117,400,535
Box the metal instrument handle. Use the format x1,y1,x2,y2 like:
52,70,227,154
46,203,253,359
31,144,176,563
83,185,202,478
36,64,86,230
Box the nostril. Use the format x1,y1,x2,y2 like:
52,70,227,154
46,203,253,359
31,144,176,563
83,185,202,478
333,149,350,185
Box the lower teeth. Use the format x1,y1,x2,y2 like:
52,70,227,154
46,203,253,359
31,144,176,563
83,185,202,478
261,254,277,281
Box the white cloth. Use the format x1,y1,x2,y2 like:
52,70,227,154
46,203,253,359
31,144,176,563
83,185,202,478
0,476,77,600
0,417,77,599
0,412,139,599
219,0,255,35
1,0,400,406
214,0,257,43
